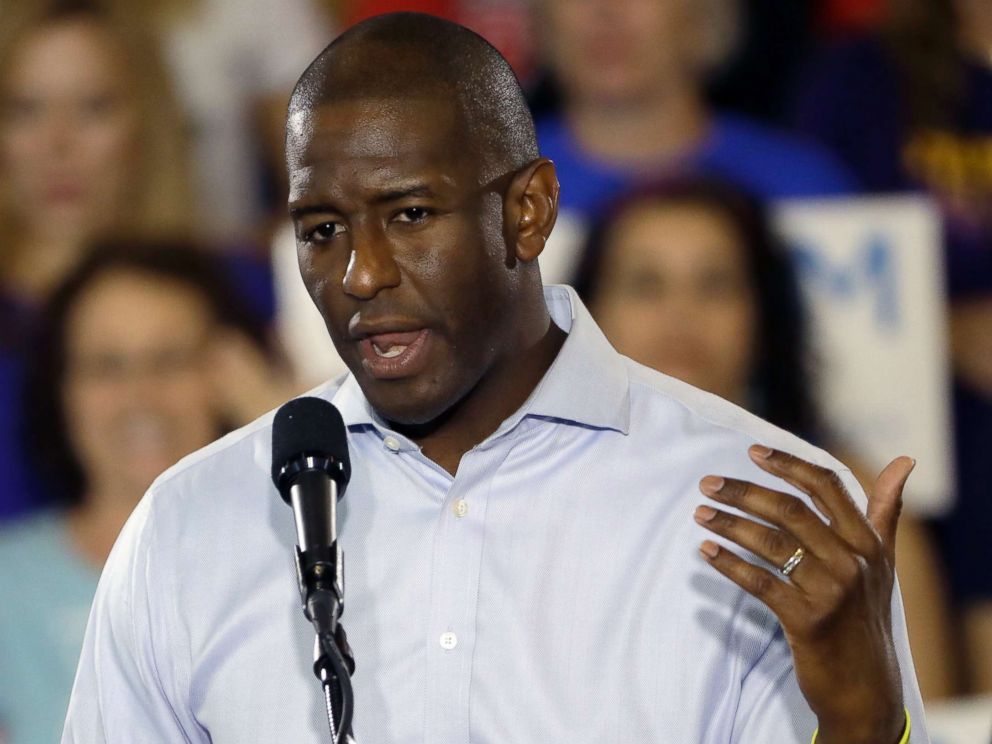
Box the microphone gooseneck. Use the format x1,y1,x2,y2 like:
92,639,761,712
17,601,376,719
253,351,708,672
271,397,356,744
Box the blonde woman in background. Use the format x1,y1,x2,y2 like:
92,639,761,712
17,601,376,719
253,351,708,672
105,0,332,239
0,0,192,307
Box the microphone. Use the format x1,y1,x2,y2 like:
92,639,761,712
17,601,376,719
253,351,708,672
271,397,356,742
271,396,351,611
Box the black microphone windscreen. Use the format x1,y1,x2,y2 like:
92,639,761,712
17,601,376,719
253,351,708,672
271,397,350,490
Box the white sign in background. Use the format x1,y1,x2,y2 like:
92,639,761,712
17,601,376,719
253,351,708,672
774,196,954,516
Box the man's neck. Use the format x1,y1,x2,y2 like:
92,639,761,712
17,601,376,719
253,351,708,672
566,85,709,169
393,315,567,476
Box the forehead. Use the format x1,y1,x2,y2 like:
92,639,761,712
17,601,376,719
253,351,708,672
287,96,477,197
67,270,213,349
609,202,745,266
4,19,123,93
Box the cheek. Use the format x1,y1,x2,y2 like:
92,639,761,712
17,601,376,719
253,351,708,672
701,299,757,377
62,377,124,465
79,114,136,189
0,122,45,193
304,249,351,335
595,297,663,355
155,370,217,437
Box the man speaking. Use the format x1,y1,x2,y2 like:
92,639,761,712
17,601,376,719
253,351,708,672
64,13,924,743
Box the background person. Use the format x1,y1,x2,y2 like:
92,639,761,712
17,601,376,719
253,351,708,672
0,0,191,306
0,240,291,744
793,0,992,695
530,0,856,283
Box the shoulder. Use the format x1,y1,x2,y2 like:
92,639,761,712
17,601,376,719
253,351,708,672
719,116,857,189
92,381,343,620
0,510,63,560
0,512,76,608
160,379,348,489
706,114,859,197
132,380,345,553
535,115,599,174
622,357,844,475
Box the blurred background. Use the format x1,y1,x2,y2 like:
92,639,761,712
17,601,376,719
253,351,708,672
0,1,989,742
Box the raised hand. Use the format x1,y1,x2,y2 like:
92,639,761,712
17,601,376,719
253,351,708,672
694,445,915,744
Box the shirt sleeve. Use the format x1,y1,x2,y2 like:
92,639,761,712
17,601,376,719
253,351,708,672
730,624,818,743
62,493,199,743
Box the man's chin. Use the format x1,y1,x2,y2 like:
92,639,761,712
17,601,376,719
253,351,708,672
362,382,454,431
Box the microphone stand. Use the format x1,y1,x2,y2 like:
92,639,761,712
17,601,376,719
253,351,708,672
296,544,357,744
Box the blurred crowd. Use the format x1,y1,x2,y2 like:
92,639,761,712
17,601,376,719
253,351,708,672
0,0,990,741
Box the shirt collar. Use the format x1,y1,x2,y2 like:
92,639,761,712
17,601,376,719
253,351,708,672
329,284,630,438
515,284,630,434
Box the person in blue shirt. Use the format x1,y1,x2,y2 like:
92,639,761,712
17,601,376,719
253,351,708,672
529,0,857,283
67,13,919,743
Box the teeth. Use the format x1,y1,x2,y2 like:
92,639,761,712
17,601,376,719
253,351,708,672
372,342,407,358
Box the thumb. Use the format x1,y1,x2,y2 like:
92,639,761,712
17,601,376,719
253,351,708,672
867,456,916,554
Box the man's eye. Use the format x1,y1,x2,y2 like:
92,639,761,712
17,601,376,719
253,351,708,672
304,222,345,242
395,207,430,223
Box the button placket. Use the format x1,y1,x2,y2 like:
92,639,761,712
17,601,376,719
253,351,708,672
423,449,502,743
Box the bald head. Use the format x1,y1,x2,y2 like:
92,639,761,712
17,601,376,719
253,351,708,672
287,12,539,182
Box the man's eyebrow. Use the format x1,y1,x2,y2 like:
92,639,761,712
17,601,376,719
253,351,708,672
369,184,436,204
288,203,335,219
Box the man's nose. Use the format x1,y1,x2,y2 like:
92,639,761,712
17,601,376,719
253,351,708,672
341,222,402,299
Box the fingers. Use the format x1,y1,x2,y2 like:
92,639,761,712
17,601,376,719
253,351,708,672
747,446,877,556
698,476,850,562
867,456,915,557
694,504,833,594
698,540,803,627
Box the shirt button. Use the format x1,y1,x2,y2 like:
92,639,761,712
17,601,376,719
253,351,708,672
439,632,458,650
383,435,401,452
453,499,468,518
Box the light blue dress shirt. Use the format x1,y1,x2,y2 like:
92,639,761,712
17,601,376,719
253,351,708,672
63,286,927,743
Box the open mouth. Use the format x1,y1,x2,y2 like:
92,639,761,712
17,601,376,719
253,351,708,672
358,329,431,379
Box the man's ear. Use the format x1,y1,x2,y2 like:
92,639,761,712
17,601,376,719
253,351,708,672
504,158,559,263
